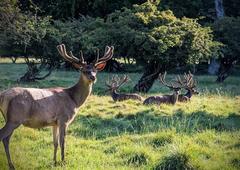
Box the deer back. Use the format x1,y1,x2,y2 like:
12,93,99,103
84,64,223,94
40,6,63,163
106,75,143,102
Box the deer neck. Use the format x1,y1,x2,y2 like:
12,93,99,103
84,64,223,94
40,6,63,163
111,90,119,101
67,74,92,107
171,92,179,104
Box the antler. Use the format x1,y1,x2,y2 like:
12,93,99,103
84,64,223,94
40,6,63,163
175,71,196,89
57,44,86,69
117,75,130,89
94,46,114,65
159,72,182,89
106,75,130,90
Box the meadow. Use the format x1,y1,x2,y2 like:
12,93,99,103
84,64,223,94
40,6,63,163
0,62,240,170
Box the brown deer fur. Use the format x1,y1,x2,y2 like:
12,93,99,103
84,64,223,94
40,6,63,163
0,44,114,169
106,75,143,102
143,72,184,105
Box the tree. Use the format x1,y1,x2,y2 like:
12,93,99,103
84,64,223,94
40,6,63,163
212,17,240,82
0,0,60,80
78,2,222,92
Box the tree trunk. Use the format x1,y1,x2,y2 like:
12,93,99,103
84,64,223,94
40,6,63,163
18,62,53,82
216,58,237,83
104,59,124,72
10,56,18,63
208,58,220,75
133,61,165,93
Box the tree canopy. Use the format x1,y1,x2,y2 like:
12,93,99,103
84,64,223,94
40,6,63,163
0,0,239,88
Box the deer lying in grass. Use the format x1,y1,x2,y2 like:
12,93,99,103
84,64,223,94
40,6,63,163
106,75,143,102
177,72,199,102
0,44,114,169
143,72,184,105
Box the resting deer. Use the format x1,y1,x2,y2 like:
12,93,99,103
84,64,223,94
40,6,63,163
0,44,114,169
177,72,199,102
106,75,143,102
143,72,184,105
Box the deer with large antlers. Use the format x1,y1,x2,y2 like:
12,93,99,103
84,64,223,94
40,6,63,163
106,75,143,102
143,72,184,105
177,72,199,102
0,44,114,169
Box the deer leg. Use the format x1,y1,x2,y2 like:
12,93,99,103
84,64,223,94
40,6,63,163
59,123,66,162
52,126,59,166
0,122,19,141
53,126,59,164
3,133,15,170
0,122,19,170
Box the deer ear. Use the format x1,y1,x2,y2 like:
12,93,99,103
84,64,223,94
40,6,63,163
95,62,107,71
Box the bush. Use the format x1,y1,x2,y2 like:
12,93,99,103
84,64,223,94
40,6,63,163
126,152,149,166
151,133,173,148
154,152,195,170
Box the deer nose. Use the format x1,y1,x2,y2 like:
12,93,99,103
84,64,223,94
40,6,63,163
89,75,96,81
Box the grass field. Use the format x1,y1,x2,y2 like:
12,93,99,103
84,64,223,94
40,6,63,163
0,63,240,170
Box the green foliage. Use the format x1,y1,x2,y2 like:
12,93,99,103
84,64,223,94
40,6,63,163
80,2,222,67
25,0,146,19
0,1,223,69
0,0,61,64
212,17,240,60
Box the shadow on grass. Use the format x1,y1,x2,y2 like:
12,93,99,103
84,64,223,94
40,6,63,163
68,110,240,139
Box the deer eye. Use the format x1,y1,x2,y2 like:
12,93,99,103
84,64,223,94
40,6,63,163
82,70,90,74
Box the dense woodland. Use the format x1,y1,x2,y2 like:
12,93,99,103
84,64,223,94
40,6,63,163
0,0,239,91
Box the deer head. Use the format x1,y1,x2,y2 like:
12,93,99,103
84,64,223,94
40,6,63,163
175,72,199,95
158,72,183,95
57,44,114,83
105,75,130,92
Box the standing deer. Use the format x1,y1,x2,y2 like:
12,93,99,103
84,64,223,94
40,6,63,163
143,72,184,105
177,72,199,102
0,44,114,169
106,75,143,102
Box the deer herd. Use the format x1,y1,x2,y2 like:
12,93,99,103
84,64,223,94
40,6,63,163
106,72,198,105
0,44,199,169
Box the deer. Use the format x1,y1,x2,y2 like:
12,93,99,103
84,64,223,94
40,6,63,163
0,43,114,169
177,72,199,102
143,72,185,105
105,75,144,102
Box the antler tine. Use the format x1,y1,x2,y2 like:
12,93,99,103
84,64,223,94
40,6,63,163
105,78,112,88
95,46,114,65
116,75,121,86
159,72,185,89
61,44,79,63
176,75,185,86
94,48,100,63
57,44,87,68
159,72,174,89
79,50,85,63
111,75,119,87
116,75,129,89
189,76,197,88
187,72,195,87
69,51,81,62
57,44,73,62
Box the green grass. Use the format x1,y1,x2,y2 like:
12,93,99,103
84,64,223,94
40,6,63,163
0,63,240,170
